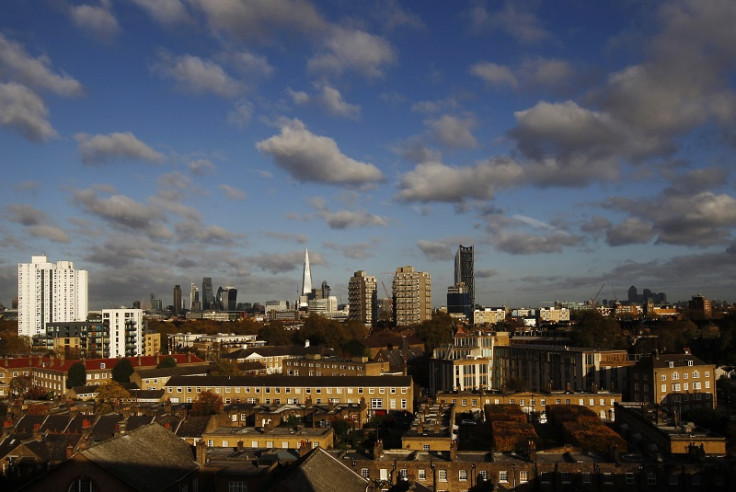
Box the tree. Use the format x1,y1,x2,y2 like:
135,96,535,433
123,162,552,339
94,381,130,414
9,375,32,398
157,356,177,369
259,321,292,346
415,312,454,353
191,390,223,416
111,358,134,383
212,358,239,376
67,362,87,389
342,339,369,358
569,311,626,350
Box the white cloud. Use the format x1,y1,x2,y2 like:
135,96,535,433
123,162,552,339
287,88,310,105
426,114,478,149
75,132,165,165
465,1,550,44
319,86,360,119
396,158,523,203
27,224,70,243
188,0,326,39
256,119,385,187
69,3,120,42
318,209,387,229
417,240,454,261
227,99,254,128
219,184,246,200
0,33,83,97
152,51,242,97
188,158,216,176
0,83,58,141
309,27,396,78
131,0,190,25
470,61,518,89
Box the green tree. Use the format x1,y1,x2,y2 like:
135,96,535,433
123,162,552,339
111,358,134,383
415,312,454,353
259,321,292,346
94,381,130,414
67,362,87,389
191,390,224,416
212,358,239,376
342,339,369,358
157,356,177,369
569,311,626,350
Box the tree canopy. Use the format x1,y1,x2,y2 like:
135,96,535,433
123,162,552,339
95,381,130,414
191,390,223,416
67,362,86,389
414,312,455,353
111,358,134,383
569,311,626,350
156,356,177,369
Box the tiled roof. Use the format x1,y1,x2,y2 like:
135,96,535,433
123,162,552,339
2,354,205,373
269,447,368,492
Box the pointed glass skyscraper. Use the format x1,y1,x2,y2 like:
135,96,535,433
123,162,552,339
302,249,313,296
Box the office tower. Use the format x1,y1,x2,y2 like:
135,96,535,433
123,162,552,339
627,285,637,304
189,283,201,311
454,245,475,309
302,249,313,296
18,255,88,338
202,277,214,310
348,270,378,328
447,282,472,318
102,308,143,357
392,266,432,327
173,284,182,315
216,286,238,311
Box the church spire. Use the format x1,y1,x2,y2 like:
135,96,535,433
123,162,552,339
302,249,312,296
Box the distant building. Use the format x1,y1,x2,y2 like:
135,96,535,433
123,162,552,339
189,283,201,311
392,266,432,327
474,307,505,325
217,285,237,311
446,282,472,319
17,255,88,338
348,270,378,328
454,244,475,308
202,277,214,310
688,294,712,318
173,284,182,315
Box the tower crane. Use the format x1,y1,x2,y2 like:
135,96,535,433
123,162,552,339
591,283,605,306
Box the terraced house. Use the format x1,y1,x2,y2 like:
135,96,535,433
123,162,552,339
164,375,414,415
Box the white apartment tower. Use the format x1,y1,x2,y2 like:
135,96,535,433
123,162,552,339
348,270,378,328
18,255,88,338
392,266,432,327
102,308,143,357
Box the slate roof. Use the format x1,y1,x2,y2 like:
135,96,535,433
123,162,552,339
13,415,46,436
176,416,210,439
126,414,154,432
268,447,368,492
40,414,72,433
91,413,123,443
80,423,198,492
222,345,333,360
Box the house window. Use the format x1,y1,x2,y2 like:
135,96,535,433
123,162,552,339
422,444,430,451
661,384,667,393
361,469,370,479
379,469,388,480
688,360,694,366
399,469,408,481
519,471,528,483
672,372,679,380
371,398,383,409
418,469,426,480
499,470,508,482
228,482,247,492
626,473,635,485
459,470,468,481
438,470,447,482
582,472,592,484
67,477,99,492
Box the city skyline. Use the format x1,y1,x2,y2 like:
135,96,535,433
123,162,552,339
1,1,735,309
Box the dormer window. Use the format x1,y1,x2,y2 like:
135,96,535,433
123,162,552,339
688,360,693,366
668,361,674,368
100,363,105,369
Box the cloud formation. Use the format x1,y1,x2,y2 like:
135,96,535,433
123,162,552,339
0,83,58,141
256,119,385,186
75,132,165,165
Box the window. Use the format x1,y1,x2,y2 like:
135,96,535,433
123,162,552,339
705,380,711,389
438,470,447,482
459,470,468,481
67,477,99,492
361,469,370,479
626,472,635,485
479,470,488,481
228,482,247,492
399,469,408,481
371,398,383,409
661,374,667,381
582,472,592,484
661,384,667,393
647,472,656,485
672,372,679,380
603,472,613,483
693,370,700,378
688,360,694,366
418,469,426,480
672,383,681,391
499,470,508,482
379,469,388,480
519,471,528,483
422,444,430,451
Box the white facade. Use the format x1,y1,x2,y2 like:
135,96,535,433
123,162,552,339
17,255,88,338
102,308,143,357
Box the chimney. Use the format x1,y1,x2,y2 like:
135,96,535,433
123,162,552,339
196,440,208,466
450,440,457,461
187,352,192,363
82,418,92,430
299,440,312,457
66,444,75,459
137,355,142,365
33,423,41,436
156,354,161,365
373,440,384,460
237,440,243,452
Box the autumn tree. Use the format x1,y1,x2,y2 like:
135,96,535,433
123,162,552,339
9,375,33,398
94,381,130,414
191,390,223,416
67,362,87,389
415,312,454,353
259,321,292,346
157,356,177,369
212,358,239,376
111,358,134,383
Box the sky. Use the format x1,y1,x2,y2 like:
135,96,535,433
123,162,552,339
1,0,735,311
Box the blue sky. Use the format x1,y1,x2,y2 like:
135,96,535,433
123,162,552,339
1,0,735,310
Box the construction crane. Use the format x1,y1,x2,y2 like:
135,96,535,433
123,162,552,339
591,283,605,306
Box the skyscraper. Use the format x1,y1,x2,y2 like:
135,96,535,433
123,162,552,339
202,277,214,310
454,245,475,309
302,249,313,296
173,284,182,315
392,266,432,327
18,255,88,338
348,270,378,328
190,283,201,311
102,308,143,357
